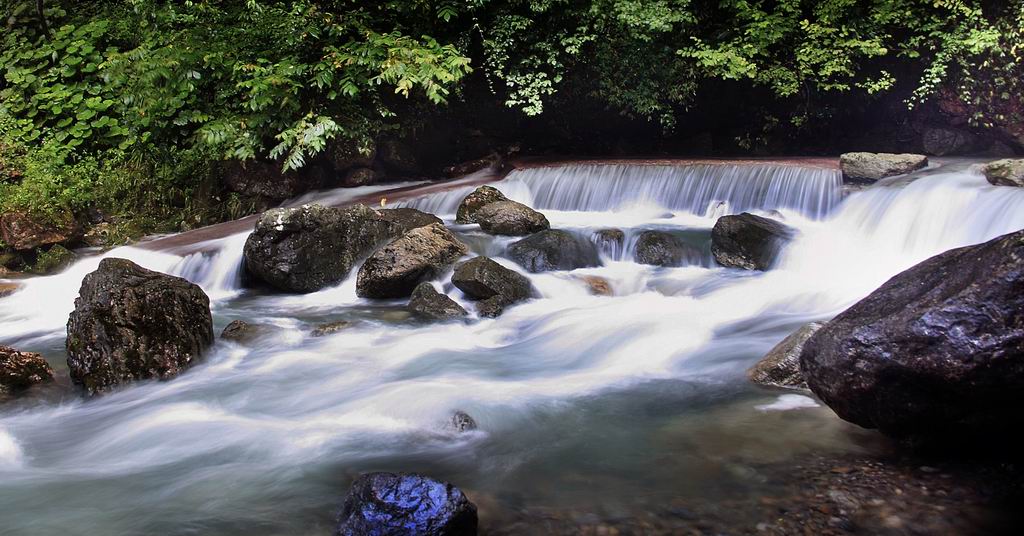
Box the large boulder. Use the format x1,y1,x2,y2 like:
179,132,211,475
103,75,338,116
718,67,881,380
983,159,1024,187
335,472,478,536
507,229,601,272
340,167,378,188
1,345,54,401
800,229,1024,439
748,322,823,390
634,231,701,267
451,256,532,317
66,258,214,395
408,282,468,321
711,213,795,271
357,223,468,299
223,159,322,200
839,152,928,183
377,208,444,233
474,200,549,236
0,211,78,251
922,127,974,156
455,186,507,224
243,204,396,293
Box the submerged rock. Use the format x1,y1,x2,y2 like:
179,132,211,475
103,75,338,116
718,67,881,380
634,231,700,267
243,204,396,293
748,322,823,390
0,211,78,251
378,208,444,233
450,410,477,432
66,258,214,395
456,186,507,224
357,223,468,299
507,229,601,272
800,229,1024,439
711,213,795,271
311,321,353,337
408,283,468,321
336,472,478,536
220,320,279,344
839,152,928,183
1,345,54,401
451,257,532,317
474,200,549,236
983,159,1024,187
579,275,613,296
0,282,22,298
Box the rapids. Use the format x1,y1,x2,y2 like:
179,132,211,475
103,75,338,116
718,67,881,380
2,159,1023,534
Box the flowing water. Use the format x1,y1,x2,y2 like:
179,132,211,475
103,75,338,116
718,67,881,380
2,160,1023,535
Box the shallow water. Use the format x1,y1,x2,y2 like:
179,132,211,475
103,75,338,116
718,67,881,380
2,160,1023,535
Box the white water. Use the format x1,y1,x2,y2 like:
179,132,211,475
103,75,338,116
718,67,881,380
1,160,1023,534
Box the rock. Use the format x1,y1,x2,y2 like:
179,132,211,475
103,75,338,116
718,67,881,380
1,345,54,400
65,258,214,395
474,200,549,236
223,159,321,200
748,322,824,390
800,229,1024,439
579,275,613,296
455,186,507,224
327,139,376,172
243,204,397,293
408,283,468,320
634,231,701,267
450,410,477,432
451,257,532,317
507,230,601,272
983,159,1024,187
311,321,353,337
220,320,278,344
711,213,795,271
839,152,928,183
0,211,78,250
594,228,625,255
340,167,378,188
83,222,113,248
357,223,468,299
377,208,444,233
0,282,22,298
30,245,76,275
335,472,478,536
378,138,419,175
444,154,500,179
922,127,973,156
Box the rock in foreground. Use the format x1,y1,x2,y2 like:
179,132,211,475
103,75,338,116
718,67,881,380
839,152,928,183
456,185,507,224
336,472,477,536
474,200,549,236
1,346,54,401
748,322,823,390
451,257,532,317
357,223,468,299
66,258,214,395
800,229,1024,439
243,204,396,293
711,213,795,270
408,283,468,321
507,229,600,272
983,159,1024,187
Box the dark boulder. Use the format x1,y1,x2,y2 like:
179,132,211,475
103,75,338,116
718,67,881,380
455,186,507,224
450,410,477,432
408,283,468,321
922,127,974,156
748,322,823,390
507,230,601,272
336,472,478,536
340,167,378,188
983,159,1024,187
327,139,376,172
378,208,444,233
451,256,532,317
1,345,54,401
634,231,701,267
223,159,322,200
474,200,549,236
839,152,928,183
220,320,279,344
378,138,420,176
444,154,500,179
66,258,214,395
711,213,795,271
357,223,468,299
593,228,625,256
243,204,397,293
0,211,78,251
800,229,1024,439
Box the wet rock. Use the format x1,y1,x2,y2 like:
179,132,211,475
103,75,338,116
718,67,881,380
1,345,54,401
0,282,22,298
507,230,601,272
594,228,625,256
336,472,478,536
749,322,823,390
456,186,507,224
340,167,378,188
451,257,532,317
444,154,500,179
634,231,700,267
83,222,113,248
475,200,549,236
408,283,468,321
0,211,78,251
922,127,974,156
450,410,477,432
243,204,397,293
839,152,928,183
220,320,278,344
29,245,76,275
311,321,353,337
378,208,443,233
983,159,1024,187
66,258,214,395
223,159,322,200
357,223,468,299
800,229,1024,439
711,213,795,271
579,275,613,296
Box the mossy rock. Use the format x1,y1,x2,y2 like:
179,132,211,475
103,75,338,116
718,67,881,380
30,245,76,275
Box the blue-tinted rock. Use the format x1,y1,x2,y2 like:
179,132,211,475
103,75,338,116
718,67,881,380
336,472,478,536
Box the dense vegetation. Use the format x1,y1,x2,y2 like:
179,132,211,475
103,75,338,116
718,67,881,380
1,0,1021,244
